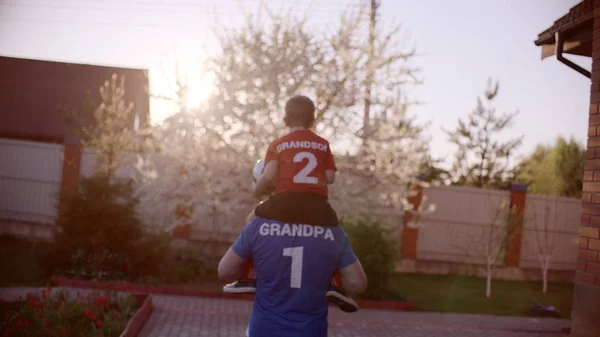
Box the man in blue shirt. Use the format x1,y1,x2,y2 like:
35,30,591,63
218,217,367,337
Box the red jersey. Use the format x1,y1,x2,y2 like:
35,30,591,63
264,130,337,196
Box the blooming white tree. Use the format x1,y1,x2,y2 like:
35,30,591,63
135,3,429,235
134,109,254,236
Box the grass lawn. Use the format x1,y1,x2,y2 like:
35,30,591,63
0,235,52,287
389,273,574,318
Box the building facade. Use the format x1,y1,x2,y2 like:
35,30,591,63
536,1,600,335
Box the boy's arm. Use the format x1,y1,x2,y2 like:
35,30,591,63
325,143,337,185
253,160,278,198
326,170,336,184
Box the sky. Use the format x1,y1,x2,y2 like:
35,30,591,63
0,0,589,166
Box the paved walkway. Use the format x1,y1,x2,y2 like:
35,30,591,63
138,295,571,337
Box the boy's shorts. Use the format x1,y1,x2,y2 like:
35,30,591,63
254,191,339,227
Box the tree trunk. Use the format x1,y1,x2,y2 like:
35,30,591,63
362,0,378,146
542,255,550,293
486,262,492,298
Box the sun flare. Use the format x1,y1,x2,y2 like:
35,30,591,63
149,64,215,125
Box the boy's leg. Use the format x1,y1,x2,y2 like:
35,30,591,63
223,260,256,294
326,271,359,313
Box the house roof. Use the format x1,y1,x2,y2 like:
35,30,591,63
0,56,150,143
534,0,593,59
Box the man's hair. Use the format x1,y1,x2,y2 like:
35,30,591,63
284,95,315,128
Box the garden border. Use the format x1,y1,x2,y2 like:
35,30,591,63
54,278,413,312
119,293,153,337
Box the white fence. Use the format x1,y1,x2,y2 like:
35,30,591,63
417,185,581,271
417,185,511,264
0,139,585,270
520,195,581,270
0,138,63,225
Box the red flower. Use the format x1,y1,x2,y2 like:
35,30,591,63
113,310,121,318
44,321,51,329
46,284,52,292
28,299,41,309
23,320,30,327
2,327,13,337
61,328,68,336
15,320,23,328
95,320,103,329
54,303,60,310
41,290,46,299
95,296,108,306
84,307,96,321
37,311,44,318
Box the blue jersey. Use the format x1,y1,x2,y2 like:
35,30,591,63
232,217,357,337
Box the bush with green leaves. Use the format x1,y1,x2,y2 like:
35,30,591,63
52,173,153,280
343,219,397,300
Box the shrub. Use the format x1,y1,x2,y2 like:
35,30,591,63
161,247,219,284
51,173,149,280
55,173,143,258
0,235,52,286
342,218,397,300
126,231,171,279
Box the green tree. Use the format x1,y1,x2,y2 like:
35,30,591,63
419,157,451,185
444,79,523,189
515,137,584,198
65,74,154,178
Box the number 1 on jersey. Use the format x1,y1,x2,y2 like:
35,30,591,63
293,152,318,184
282,246,303,289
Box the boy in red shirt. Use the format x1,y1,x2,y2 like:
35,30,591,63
223,95,359,312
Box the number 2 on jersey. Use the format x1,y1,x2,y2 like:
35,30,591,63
293,152,318,184
282,246,303,288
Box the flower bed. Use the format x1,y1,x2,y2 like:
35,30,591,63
0,285,140,337
55,277,414,312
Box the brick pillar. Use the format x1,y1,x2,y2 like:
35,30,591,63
173,204,192,239
401,180,423,259
505,184,527,267
57,137,82,222
571,2,600,335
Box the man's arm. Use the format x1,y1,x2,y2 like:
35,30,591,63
218,247,246,282
219,219,255,281
338,260,367,293
337,229,367,293
253,160,278,198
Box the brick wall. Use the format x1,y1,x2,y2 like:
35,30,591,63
570,2,600,336
577,3,600,287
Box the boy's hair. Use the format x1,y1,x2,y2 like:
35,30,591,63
284,95,315,128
